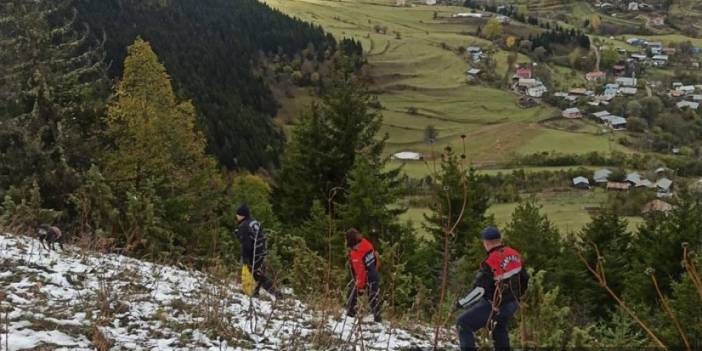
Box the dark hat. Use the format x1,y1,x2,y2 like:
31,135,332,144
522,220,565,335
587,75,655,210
346,228,361,248
236,204,250,218
480,226,501,241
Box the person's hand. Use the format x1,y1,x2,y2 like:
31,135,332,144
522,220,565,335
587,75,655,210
357,288,365,295
453,300,462,311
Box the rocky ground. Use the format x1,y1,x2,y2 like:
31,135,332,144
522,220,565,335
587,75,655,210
0,233,456,350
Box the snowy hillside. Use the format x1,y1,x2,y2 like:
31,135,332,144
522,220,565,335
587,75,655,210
0,233,456,350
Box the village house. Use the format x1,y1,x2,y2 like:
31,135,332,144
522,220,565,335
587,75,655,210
586,71,607,81
612,64,627,76
662,47,676,55
496,15,510,24
604,83,620,96
677,85,695,94
650,16,665,26
652,55,668,66
607,181,631,191
646,41,663,55
631,53,648,61
625,172,642,185
562,107,582,119
515,67,532,79
642,199,673,214
592,110,611,121
656,177,673,191
465,46,484,63
626,38,645,46
605,116,627,130
616,77,638,87
677,101,700,110
620,87,638,95
593,168,612,184
572,176,590,189
527,84,548,98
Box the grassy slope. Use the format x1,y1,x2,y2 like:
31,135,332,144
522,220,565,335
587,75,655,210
263,0,621,169
402,189,643,236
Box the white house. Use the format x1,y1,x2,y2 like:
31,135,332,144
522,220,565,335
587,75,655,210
652,55,669,66
527,84,548,98
631,53,648,61
607,116,627,130
616,77,638,87
562,107,582,119
677,85,696,94
594,169,612,183
620,87,638,95
677,101,700,110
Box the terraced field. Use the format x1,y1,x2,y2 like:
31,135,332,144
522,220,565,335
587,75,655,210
264,0,622,169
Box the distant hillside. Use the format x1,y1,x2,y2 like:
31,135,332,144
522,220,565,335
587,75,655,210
75,0,335,170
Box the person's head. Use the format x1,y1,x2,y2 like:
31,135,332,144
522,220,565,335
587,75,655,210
346,228,362,248
480,226,503,251
236,204,250,222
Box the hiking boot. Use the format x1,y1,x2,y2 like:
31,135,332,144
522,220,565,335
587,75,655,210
374,315,382,323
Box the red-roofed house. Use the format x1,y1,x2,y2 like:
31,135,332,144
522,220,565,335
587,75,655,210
515,67,532,79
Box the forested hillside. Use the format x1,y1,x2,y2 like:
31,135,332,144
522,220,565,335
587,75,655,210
75,0,335,170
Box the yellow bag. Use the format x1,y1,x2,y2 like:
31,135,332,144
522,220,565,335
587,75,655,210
241,265,256,296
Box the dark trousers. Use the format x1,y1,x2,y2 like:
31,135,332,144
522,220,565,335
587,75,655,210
456,299,518,351
347,280,381,319
248,264,276,296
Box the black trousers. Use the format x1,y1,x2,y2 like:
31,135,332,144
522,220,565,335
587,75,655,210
247,263,276,296
347,279,381,318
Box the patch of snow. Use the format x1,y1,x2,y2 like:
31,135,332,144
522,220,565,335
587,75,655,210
0,233,456,350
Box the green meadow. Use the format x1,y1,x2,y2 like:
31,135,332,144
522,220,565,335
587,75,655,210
263,0,622,174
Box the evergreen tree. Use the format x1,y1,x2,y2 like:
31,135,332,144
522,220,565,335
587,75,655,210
337,154,404,243
102,38,225,261
578,211,633,319
0,0,108,212
272,75,384,225
419,147,490,295
623,196,702,307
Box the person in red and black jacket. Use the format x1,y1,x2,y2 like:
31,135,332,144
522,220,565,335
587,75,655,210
454,226,529,351
345,228,382,322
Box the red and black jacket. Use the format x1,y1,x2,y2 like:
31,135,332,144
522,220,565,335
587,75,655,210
473,245,527,304
348,238,380,290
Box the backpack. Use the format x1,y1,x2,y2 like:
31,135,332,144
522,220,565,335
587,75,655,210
514,268,530,300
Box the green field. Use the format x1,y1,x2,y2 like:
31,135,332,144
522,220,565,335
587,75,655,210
401,189,644,237
262,0,626,172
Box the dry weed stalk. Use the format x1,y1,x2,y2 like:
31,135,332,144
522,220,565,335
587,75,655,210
428,137,471,350
576,242,668,350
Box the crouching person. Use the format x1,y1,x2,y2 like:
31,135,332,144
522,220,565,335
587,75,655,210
345,228,382,323
455,227,529,351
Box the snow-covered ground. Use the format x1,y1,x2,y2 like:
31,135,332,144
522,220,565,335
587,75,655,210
0,233,456,350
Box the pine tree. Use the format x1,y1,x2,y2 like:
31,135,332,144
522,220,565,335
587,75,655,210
0,0,108,210
272,75,384,225
578,211,633,319
623,196,702,307
418,147,490,301
424,147,490,265
338,155,405,243
102,38,224,260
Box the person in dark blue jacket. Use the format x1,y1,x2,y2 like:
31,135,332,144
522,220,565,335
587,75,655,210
236,204,279,297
